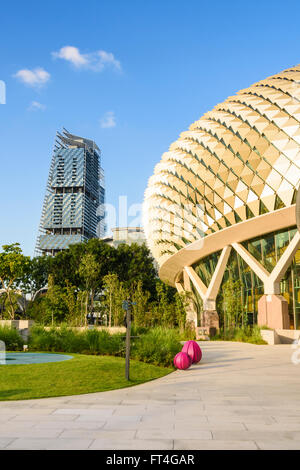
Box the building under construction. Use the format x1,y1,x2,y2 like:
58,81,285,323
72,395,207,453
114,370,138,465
35,129,105,256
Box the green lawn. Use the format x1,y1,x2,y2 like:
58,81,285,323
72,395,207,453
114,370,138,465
0,354,173,401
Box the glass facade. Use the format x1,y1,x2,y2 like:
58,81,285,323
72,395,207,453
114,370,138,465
193,227,300,329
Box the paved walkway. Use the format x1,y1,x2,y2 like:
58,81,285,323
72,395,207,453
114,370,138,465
1,341,300,450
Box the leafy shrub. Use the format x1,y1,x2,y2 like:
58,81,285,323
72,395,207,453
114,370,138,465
131,327,182,367
0,326,24,351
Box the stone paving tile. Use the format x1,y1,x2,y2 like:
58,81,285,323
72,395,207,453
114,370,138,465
29,401,70,408
33,421,106,430
136,429,212,440
59,430,136,440
101,416,142,430
0,408,54,415
53,408,114,417
0,402,35,408
0,438,16,449
9,414,79,422
104,415,142,423
67,396,122,403
207,415,276,425
272,416,300,424
255,440,300,450
0,429,62,438
74,415,113,423
0,415,16,422
175,403,205,411
244,423,300,432
112,407,146,416
89,439,174,450
174,439,258,450
212,430,300,441
140,414,175,424
174,422,246,431
48,403,109,409
136,424,175,431
171,416,209,424
0,423,36,431
5,438,93,450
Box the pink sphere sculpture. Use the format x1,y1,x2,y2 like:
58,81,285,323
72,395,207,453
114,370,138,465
182,340,202,364
173,351,191,370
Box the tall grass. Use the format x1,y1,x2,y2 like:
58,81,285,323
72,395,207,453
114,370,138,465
131,327,182,367
0,326,24,351
211,325,267,344
28,325,182,367
29,325,124,356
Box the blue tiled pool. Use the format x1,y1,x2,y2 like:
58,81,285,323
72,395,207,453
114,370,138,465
1,353,73,365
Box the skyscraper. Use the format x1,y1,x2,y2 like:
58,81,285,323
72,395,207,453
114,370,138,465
35,129,105,256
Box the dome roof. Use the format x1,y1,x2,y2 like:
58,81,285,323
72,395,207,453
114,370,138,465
144,64,300,267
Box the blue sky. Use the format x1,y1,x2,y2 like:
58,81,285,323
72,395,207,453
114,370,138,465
1,0,300,256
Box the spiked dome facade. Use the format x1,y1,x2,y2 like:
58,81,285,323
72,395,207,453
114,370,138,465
144,64,300,331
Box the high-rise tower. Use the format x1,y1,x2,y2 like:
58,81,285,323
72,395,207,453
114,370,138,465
35,129,105,256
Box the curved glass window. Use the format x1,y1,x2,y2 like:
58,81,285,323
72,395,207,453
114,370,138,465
193,226,299,328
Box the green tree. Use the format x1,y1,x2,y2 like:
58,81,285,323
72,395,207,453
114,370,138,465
0,243,30,319
27,255,52,298
102,273,128,327
222,277,243,330
131,280,150,327
114,280,129,327
155,281,176,327
44,275,67,325
174,291,188,333
63,282,81,326
114,243,158,298
78,252,101,323
50,249,78,288
51,239,117,291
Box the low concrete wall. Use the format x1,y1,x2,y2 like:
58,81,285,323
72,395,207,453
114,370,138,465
261,328,300,345
0,320,34,341
276,329,300,344
0,320,20,329
0,321,126,336
0,320,34,329
44,326,126,334
260,329,280,345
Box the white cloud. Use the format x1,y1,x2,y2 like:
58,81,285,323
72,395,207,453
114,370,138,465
28,101,46,111
52,46,88,67
14,67,50,87
52,46,121,72
96,50,121,71
100,111,116,129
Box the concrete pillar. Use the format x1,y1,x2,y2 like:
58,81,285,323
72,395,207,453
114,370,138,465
258,295,290,330
175,277,198,328
184,246,231,334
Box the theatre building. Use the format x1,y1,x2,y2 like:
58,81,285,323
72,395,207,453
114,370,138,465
144,64,300,333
